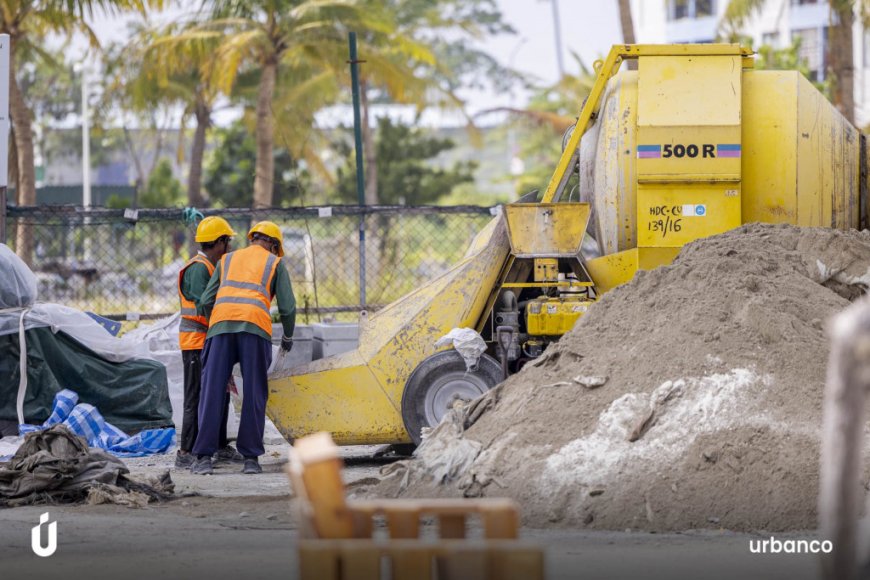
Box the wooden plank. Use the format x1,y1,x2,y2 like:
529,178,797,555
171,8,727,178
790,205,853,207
292,433,355,539
348,498,520,518
479,502,519,540
350,509,374,539
301,457,355,538
488,546,544,580
299,541,341,580
385,507,420,539
438,514,466,539
339,543,382,580
390,546,433,580
439,546,487,580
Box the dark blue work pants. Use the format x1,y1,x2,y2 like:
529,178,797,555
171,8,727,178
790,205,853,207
192,332,272,458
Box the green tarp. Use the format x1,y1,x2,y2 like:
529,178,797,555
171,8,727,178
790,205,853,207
0,327,173,434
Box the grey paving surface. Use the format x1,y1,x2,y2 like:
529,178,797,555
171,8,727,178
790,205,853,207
0,445,825,580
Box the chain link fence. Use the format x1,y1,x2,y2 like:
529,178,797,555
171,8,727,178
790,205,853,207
3,205,496,324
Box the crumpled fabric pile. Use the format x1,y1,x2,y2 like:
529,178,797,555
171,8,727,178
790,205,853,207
0,424,174,508
16,389,175,458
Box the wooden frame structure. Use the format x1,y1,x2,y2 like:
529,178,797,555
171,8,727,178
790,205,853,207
287,432,544,580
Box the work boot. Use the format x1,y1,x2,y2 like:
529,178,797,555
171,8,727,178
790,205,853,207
174,451,195,469
190,456,213,475
213,444,244,464
242,457,262,475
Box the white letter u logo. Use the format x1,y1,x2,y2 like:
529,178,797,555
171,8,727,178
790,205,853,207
31,512,57,557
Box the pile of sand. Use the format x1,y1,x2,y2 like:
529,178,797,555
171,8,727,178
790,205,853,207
374,223,870,531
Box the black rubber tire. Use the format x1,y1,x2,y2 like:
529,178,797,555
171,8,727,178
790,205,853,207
401,350,503,445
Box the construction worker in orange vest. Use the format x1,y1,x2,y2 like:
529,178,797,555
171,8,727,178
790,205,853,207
191,221,296,475
176,216,245,469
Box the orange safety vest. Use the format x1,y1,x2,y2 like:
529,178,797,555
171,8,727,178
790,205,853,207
177,253,216,351
210,245,279,336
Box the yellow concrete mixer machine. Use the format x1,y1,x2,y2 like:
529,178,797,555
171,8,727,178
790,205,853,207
267,44,867,446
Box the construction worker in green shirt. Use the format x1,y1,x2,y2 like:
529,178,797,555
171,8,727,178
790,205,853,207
191,221,296,475
176,216,244,469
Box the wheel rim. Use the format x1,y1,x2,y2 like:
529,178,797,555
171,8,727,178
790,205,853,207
423,370,492,428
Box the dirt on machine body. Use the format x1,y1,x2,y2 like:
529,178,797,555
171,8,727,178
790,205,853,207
373,223,870,532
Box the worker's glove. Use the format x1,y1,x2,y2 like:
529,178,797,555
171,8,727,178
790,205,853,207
280,335,294,353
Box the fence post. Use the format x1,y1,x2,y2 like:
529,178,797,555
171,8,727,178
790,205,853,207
348,31,367,309
0,187,5,246
0,34,9,246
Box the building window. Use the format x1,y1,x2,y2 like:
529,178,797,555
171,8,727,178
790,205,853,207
668,0,716,21
696,0,714,17
792,27,824,81
762,32,780,47
671,0,690,20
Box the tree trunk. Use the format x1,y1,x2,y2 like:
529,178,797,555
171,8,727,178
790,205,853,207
253,58,277,209
9,46,36,265
618,0,637,71
188,94,210,208
360,79,378,206
122,125,147,192
828,1,855,124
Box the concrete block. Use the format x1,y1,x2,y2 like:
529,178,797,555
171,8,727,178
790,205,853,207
272,323,314,367
312,322,359,360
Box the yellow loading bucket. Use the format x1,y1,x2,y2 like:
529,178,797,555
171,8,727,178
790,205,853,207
503,202,591,257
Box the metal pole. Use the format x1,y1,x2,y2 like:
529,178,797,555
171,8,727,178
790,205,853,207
348,31,367,308
0,35,8,246
81,66,91,209
80,64,93,263
0,185,5,246
551,0,565,78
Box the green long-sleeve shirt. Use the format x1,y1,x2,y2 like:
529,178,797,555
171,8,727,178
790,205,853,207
180,253,214,308
199,250,296,342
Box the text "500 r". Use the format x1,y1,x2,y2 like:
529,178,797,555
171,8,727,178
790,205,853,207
662,144,716,159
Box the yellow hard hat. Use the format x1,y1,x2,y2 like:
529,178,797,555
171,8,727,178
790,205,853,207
247,221,284,257
195,216,236,243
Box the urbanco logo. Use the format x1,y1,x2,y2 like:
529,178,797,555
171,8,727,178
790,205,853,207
31,512,57,557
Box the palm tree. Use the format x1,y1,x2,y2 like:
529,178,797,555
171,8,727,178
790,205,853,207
829,0,856,123
1,0,157,263
722,0,865,124
351,0,516,204
171,0,398,209
617,0,637,70
145,21,224,208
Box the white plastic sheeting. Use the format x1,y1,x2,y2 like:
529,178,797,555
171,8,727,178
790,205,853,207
0,242,292,447
434,328,487,371
0,244,37,310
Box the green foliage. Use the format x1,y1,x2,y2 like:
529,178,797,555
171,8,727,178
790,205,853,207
105,193,131,209
204,121,307,207
17,44,80,123
754,40,831,98
509,53,595,197
103,159,181,208
719,0,768,40
139,158,183,207
334,117,476,206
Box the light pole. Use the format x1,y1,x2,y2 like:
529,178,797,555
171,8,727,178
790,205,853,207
0,34,10,246
75,62,92,263
507,38,528,189
551,0,566,78
80,65,91,209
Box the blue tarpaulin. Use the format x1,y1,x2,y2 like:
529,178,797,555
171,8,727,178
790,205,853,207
18,390,175,458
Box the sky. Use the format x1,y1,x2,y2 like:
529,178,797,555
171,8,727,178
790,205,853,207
78,0,623,127
485,0,621,88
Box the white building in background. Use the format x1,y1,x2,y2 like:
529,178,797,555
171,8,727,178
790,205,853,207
630,0,870,125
